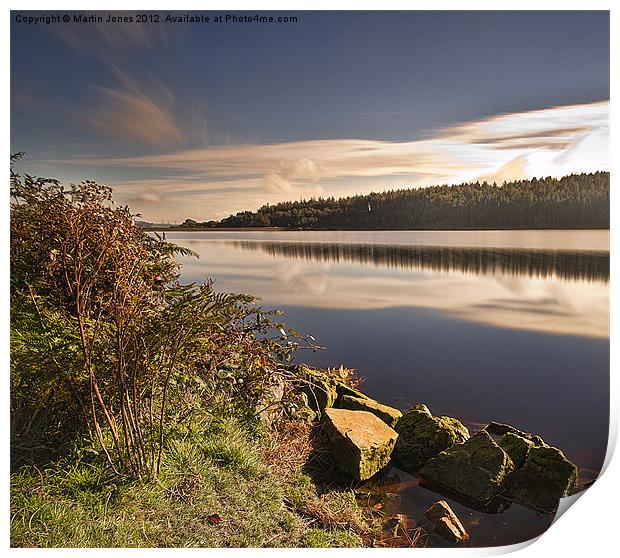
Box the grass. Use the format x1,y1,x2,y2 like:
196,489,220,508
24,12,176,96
10,404,380,548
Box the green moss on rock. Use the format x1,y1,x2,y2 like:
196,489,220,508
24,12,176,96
298,367,338,415
484,422,546,447
334,381,369,401
419,431,515,503
283,391,318,424
498,432,534,469
337,395,402,427
323,408,398,481
506,445,578,513
392,404,470,470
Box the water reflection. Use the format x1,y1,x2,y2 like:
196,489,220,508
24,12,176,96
226,240,609,284
173,233,609,340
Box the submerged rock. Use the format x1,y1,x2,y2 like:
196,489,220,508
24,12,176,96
506,445,578,513
498,432,535,469
323,408,398,480
434,516,467,544
392,404,470,470
425,500,469,544
419,430,514,504
338,394,402,427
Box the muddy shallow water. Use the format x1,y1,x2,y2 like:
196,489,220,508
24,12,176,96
167,229,609,547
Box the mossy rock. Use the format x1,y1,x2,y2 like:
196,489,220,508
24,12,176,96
323,408,398,481
419,431,515,504
505,445,578,513
392,404,470,470
296,406,317,423
337,395,402,427
288,392,317,423
498,432,534,469
334,381,369,401
254,376,286,429
298,367,338,415
484,421,546,446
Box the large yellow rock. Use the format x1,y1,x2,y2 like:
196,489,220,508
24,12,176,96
324,408,398,480
337,394,402,427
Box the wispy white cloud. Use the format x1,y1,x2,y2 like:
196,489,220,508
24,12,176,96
79,87,181,147
74,67,183,147
52,21,197,148
47,100,609,221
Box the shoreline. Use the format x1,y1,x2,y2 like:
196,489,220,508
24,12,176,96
146,226,611,233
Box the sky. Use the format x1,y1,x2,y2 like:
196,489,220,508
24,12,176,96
11,10,610,222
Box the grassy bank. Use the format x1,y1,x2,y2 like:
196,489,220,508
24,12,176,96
11,393,379,548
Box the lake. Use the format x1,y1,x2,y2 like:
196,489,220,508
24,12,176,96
166,229,609,546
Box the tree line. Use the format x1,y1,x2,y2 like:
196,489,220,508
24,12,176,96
180,172,609,230
228,240,609,283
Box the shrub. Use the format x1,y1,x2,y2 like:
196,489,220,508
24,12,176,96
10,155,295,478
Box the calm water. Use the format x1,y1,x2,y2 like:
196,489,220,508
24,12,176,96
166,229,609,546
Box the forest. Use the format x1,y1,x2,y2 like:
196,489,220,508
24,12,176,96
181,172,609,230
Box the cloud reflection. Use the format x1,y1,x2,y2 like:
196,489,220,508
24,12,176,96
175,233,609,340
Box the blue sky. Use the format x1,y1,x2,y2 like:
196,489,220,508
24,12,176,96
11,10,610,221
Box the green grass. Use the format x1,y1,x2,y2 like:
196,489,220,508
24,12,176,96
11,409,374,548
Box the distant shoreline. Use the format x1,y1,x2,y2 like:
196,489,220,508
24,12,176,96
146,226,610,233
167,173,608,231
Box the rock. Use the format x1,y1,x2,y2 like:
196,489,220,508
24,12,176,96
254,376,286,429
288,392,317,423
484,421,528,437
434,516,468,544
356,467,402,497
485,422,577,512
296,406,317,423
323,408,398,480
425,501,469,543
484,421,546,446
424,500,469,543
298,366,383,419
425,500,457,523
498,432,535,469
298,367,338,414
570,479,595,496
506,445,578,513
392,404,470,470
334,380,369,401
419,431,514,504
338,394,402,427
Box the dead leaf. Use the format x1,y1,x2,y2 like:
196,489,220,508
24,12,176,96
207,514,222,525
